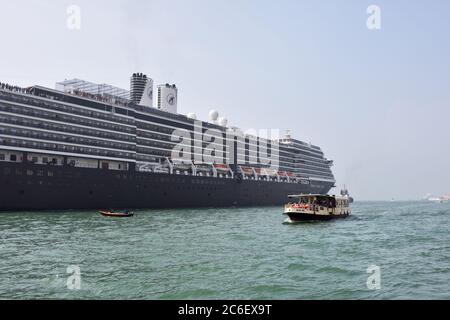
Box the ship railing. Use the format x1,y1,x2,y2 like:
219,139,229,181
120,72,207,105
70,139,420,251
0,81,130,109
0,83,33,95
0,92,135,130
0,138,134,159
69,89,131,108
0,116,130,143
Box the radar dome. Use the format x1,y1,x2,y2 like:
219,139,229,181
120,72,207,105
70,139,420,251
209,110,219,122
218,117,228,127
187,113,197,120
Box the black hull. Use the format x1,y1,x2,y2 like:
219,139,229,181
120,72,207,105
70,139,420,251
286,212,350,222
0,162,333,211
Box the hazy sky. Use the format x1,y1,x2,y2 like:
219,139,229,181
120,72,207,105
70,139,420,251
1,0,449,200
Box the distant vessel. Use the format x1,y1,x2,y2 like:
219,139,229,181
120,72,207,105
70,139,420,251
284,194,351,222
426,194,450,203
340,186,354,203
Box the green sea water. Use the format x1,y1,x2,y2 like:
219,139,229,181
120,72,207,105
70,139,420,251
0,201,449,299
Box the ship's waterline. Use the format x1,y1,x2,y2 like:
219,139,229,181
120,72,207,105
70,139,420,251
0,201,449,299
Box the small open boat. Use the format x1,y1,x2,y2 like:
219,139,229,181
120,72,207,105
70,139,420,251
99,210,134,218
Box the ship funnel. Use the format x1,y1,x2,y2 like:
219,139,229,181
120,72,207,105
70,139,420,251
130,73,153,107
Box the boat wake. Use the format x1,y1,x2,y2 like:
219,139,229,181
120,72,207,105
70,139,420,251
283,217,294,224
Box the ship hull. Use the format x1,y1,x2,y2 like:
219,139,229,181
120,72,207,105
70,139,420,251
285,212,350,222
0,162,333,211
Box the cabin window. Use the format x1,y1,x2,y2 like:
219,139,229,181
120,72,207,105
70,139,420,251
43,157,48,164
10,154,17,162
101,162,109,170
0,154,5,161
31,156,38,163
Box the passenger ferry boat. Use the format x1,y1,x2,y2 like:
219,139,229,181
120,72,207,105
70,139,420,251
284,194,351,222
0,74,336,211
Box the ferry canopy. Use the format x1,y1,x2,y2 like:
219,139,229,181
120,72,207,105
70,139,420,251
288,194,335,199
288,194,349,201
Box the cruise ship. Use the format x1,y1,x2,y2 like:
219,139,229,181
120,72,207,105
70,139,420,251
0,73,335,211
